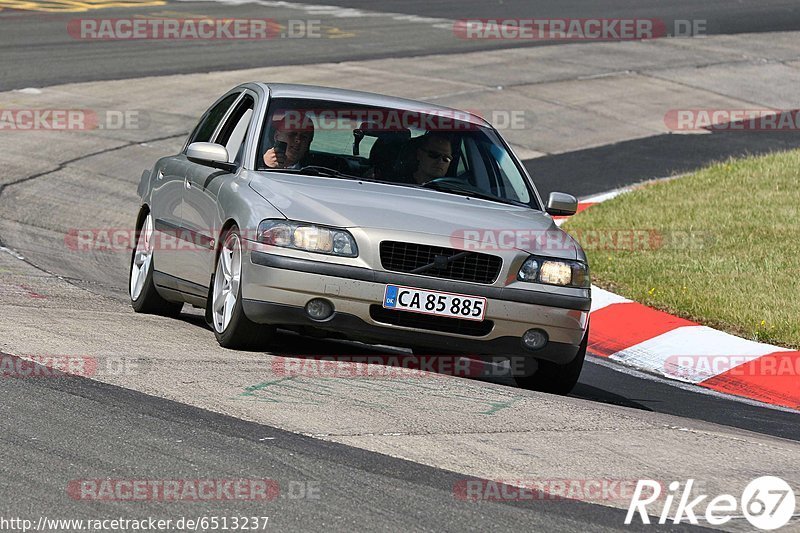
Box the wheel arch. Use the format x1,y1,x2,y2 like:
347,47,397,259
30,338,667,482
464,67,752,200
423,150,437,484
135,203,150,231
214,217,242,264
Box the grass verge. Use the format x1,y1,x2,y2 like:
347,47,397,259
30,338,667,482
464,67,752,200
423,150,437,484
563,150,800,349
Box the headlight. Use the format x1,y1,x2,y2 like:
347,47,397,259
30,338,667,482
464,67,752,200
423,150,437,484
517,256,590,288
257,220,358,257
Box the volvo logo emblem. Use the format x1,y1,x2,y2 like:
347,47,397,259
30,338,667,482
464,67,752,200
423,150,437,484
433,255,450,269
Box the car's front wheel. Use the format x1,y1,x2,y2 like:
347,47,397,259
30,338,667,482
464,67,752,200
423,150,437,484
512,328,588,395
129,211,183,317
211,226,274,349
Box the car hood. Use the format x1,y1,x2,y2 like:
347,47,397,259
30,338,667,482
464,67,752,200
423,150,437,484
249,172,579,259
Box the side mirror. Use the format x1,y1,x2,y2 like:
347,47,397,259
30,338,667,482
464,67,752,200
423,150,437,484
546,192,578,216
186,142,236,173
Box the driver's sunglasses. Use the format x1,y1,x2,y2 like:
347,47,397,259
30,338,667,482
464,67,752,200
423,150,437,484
285,131,313,143
423,150,453,163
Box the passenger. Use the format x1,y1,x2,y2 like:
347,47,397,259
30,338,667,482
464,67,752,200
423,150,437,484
263,112,315,169
366,135,405,180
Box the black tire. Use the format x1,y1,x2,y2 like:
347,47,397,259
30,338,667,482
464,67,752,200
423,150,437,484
129,211,183,317
210,227,274,350
512,328,588,395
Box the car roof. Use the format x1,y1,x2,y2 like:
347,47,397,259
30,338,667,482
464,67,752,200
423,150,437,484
248,82,491,128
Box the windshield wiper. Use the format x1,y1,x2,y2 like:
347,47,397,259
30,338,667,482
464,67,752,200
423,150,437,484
263,165,378,182
421,181,527,207
298,165,361,179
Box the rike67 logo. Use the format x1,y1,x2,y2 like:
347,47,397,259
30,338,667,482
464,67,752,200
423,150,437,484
626,477,796,530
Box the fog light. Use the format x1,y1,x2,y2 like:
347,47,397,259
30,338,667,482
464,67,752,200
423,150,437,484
305,298,334,321
522,329,548,350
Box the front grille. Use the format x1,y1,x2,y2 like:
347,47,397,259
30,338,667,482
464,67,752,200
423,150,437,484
379,241,502,284
369,305,494,337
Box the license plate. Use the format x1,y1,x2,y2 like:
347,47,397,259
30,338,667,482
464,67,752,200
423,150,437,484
382,285,487,321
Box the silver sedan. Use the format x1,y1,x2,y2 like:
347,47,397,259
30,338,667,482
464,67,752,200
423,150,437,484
130,83,591,393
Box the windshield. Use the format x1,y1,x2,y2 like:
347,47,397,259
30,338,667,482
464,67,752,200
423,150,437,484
257,98,539,208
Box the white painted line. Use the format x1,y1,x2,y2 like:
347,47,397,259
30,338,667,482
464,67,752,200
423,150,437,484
0,246,25,260
589,286,630,313
580,187,630,204
609,326,792,384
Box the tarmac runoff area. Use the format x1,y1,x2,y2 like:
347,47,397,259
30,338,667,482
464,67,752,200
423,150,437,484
1,31,800,524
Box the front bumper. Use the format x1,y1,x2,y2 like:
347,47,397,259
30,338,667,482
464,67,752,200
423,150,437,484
243,250,590,364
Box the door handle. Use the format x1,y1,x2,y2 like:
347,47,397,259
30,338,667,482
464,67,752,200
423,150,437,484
184,177,191,189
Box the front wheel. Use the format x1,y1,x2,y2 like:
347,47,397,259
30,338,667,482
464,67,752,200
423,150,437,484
129,212,183,317
512,329,588,395
211,227,274,349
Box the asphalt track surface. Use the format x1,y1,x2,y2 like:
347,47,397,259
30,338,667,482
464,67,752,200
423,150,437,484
1,1,800,531
526,129,800,200
283,0,800,28
5,354,691,532
1,0,800,90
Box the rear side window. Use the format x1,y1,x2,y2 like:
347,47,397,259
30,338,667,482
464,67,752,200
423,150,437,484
186,92,240,146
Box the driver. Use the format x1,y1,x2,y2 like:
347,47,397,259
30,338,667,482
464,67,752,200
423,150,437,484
263,111,315,169
411,133,454,185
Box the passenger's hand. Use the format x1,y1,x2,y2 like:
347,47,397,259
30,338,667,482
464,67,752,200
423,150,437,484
263,148,286,168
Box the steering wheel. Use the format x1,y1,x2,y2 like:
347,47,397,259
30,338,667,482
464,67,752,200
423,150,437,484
422,177,480,191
